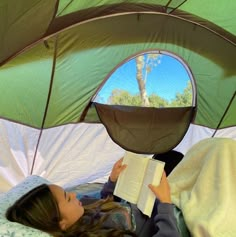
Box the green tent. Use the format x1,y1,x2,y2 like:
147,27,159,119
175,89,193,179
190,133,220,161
0,1,235,191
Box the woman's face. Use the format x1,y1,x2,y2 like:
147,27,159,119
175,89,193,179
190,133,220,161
48,184,84,230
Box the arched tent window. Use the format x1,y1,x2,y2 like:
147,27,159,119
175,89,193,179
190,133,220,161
93,51,196,154
94,51,196,108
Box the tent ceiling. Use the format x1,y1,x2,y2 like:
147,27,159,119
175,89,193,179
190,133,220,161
0,0,235,130
1,1,236,65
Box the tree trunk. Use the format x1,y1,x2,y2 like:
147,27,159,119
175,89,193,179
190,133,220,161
136,55,150,106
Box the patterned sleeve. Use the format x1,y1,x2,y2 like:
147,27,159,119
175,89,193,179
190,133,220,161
100,177,119,199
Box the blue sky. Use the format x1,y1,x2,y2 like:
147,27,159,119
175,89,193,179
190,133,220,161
95,54,191,103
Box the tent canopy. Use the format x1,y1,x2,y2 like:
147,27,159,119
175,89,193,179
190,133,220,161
1,0,235,128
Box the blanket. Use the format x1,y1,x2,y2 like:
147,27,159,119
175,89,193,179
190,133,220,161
168,137,236,237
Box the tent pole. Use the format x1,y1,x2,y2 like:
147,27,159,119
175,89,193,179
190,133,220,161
30,36,59,174
212,91,236,137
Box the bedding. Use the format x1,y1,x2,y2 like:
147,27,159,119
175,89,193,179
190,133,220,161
169,137,236,237
0,175,50,237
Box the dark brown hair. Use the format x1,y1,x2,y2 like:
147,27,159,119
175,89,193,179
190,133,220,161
6,184,136,237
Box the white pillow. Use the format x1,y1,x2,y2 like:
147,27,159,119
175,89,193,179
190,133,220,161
0,175,51,237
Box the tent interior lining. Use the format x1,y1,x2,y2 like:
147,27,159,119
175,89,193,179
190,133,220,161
1,12,235,129
2,2,236,66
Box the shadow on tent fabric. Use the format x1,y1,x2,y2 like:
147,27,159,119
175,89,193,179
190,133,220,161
153,150,184,176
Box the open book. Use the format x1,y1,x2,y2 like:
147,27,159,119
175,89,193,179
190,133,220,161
114,151,165,217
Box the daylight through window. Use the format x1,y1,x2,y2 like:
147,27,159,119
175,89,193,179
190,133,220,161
93,51,195,108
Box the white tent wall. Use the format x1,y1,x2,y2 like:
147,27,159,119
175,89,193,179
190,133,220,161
0,120,125,193
0,120,40,192
1,118,235,194
174,124,236,154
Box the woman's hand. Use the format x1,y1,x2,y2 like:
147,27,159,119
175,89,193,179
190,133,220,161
110,158,127,182
148,171,172,204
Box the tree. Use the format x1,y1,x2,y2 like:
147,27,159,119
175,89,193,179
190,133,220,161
103,53,193,108
149,94,169,107
108,89,141,106
136,53,160,106
108,81,192,108
170,81,192,107
108,89,169,107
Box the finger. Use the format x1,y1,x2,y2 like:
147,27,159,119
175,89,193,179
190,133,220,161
148,184,157,194
160,171,166,182
148,184,153,190
162,171,167,178
119,157,124,162
120,164,127,171
117,158,124,165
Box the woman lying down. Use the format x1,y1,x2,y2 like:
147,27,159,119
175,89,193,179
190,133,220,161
5,158,180,237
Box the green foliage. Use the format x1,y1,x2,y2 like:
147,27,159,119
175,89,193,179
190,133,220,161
108,89,169,107
148,94,169,107
108,81,192,107
108,90,142,106
170,81,192,107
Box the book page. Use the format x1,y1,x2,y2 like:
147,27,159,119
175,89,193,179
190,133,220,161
114,152,150,204
137,159,165,217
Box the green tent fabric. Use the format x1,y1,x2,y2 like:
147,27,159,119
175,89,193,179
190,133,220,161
0,0,235,129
